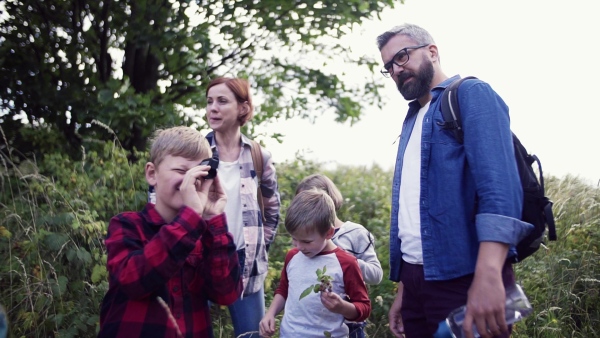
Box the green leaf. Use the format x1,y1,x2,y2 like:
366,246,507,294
50,275,69,296
52,313,65,326
299,285,315,300
44,232,70,251
0,226,12,239
77,248,92,264
91,264,107,284
98,89,113,105
86,315,99,325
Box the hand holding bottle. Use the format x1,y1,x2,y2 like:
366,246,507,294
434,284,532,338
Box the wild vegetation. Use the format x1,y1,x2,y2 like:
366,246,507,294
1,136,598,338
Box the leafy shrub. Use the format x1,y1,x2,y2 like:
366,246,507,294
0,141,147,337
1,138,599,338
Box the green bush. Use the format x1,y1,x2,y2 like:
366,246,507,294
1,139,599,337
0,142,147,337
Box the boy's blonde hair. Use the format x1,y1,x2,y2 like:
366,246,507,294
285,189,335,236
149,126,211,167
295,174,343,211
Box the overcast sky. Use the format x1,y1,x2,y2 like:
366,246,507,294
258,0,600,186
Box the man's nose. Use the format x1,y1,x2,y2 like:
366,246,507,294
392,63,404,77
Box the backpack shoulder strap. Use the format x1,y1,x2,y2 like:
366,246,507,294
439,76,478,144
249,139,266,223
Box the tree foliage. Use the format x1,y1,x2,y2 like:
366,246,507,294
0,0,395,160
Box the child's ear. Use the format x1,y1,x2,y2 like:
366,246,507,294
325,227,335,239
145,162,157,186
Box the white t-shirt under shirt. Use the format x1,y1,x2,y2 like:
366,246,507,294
275,247,371,338
398,101,429,264
218,160,245,250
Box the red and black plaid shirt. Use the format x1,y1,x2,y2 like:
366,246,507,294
99,203,242,338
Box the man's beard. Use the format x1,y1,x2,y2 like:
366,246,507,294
396,57,434,101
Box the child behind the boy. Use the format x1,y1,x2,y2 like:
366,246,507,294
98,126,242,338
259,189,371,338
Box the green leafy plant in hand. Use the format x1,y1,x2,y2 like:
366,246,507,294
299,266,333,300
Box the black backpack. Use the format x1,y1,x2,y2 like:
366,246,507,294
438,76,557,263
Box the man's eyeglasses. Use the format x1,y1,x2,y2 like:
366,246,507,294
380,44,429,78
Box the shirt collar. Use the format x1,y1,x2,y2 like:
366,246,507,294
142,203,168,228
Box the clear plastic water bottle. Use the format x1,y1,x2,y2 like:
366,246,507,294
433,284,533,338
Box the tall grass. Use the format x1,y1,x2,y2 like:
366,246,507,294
0,136,146,337
513,175,600,337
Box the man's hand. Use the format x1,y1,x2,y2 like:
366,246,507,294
463,242,510,338
389,282,405,338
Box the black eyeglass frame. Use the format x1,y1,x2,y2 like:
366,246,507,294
380,44,429,77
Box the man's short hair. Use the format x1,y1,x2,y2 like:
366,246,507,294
295,174,343,211
285,189,336,237
376,23,436,50
149,126,212,167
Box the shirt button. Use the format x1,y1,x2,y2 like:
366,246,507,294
175,313,181,319
173,286,179,292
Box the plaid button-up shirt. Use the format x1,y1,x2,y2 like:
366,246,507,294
206,132,281,295
99,204,242,338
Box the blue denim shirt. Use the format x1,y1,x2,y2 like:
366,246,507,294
389,75,533,282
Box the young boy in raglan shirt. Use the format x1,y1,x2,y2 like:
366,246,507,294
259,189,371,338
295,174,383,337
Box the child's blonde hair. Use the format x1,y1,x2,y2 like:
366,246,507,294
149,126,211,167
285,189,335,236
295,174,343,211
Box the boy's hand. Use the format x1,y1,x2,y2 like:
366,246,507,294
320,290,345,313
179,164,226,218
321,291,360,322
201,175,227,219
179,165,208,215
259,314,276,337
